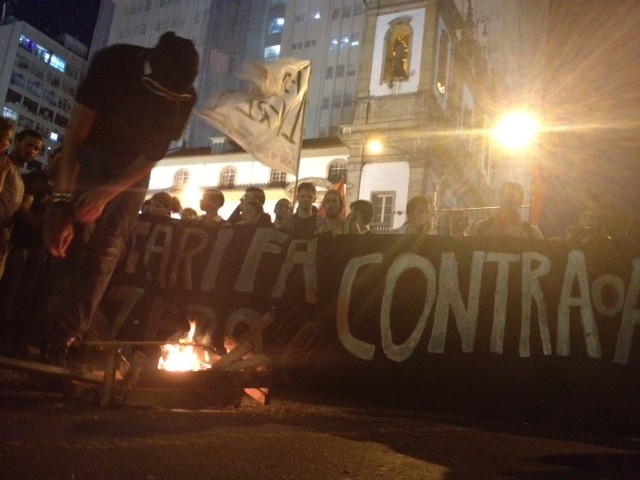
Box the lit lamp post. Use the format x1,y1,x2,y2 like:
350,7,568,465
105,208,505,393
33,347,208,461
491,110,541,221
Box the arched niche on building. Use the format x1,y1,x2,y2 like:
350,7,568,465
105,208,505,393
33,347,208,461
382,17,413,86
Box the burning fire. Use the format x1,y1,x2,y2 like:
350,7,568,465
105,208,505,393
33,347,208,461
158,320,214,371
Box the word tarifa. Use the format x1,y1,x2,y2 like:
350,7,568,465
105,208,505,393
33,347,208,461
121,222,640,365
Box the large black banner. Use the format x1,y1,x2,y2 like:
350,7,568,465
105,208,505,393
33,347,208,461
107,215,640,429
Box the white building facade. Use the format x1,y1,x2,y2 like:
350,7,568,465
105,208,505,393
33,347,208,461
148,141,350,223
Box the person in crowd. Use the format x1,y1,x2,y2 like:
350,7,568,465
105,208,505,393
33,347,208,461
148,191,180,218
273,198,293,230
282,182,321,238
180,207,198,222
238,200,268,226
0,144,52,353
348,199,374,234
41,31,199,363
0,118,16,341
198,188,226,226
448,209,469,240
565,204,611,244
227,186,271,226
315,190,360,235
470,181,544,239
391,196,434,234
1,129,43,281
0,118,15,193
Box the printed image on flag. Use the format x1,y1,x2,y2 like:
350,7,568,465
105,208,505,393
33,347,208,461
197,58,311,175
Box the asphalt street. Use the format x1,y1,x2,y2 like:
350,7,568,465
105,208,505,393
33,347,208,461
1,368,640,480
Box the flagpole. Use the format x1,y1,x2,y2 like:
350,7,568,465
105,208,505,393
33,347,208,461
291,62,311,208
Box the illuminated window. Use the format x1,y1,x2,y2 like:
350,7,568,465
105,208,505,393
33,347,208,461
2,107,18,121
268,17,285,34
174,169,190,188
327,159,347,183
18,35,36,52
264,45,280,60
220,166,236,188
35,44,50,63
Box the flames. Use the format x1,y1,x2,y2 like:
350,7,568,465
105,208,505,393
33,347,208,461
157,320,215,372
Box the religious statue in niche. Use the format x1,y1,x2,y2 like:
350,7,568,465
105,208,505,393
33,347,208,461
383,21,412,85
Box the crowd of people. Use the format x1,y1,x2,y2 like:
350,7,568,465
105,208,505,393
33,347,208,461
0,32,637,367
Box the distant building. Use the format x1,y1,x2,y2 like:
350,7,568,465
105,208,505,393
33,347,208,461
92,0,365,148
0,21,87,169
147,138,349,222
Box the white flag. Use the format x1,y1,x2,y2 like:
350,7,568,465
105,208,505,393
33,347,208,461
197,58,311,175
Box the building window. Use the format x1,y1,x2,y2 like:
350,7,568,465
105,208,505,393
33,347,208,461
18,35,36,53
343,93,353,108
16,55,30,71
327,159,347,183
332,94,342,108
329,37,338,50
174,169,190,188
264,45,280,60
270,169,287,185
340,35,350,47
436,29,450,95
336,65,345,78
371,192,396,227
342,6,351,18
10,72,26,88
49,55,66,73
22,96,39,115
2,107,18,121
268,17,285,34
382,19,412,85
6,89,22,104
18,115,34,130
331,8,340,20
321,97,329,109
325,66,333,79
220,166,236,188
53,113,69,128
38,106,54,122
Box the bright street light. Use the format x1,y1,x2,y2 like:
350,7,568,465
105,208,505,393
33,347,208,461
492,110,540,151
365,138,384,155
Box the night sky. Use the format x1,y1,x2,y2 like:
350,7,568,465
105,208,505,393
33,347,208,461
12,0,101,47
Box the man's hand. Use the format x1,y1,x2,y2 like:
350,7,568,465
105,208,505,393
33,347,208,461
73,187,112,224
43,215,75,258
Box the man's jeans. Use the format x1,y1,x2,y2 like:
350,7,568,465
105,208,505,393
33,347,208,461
57,146,149,339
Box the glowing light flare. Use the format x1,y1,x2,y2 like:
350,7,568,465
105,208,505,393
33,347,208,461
158,320,213,371
178,176,204,214
492,111,541,152
366,139,383,155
